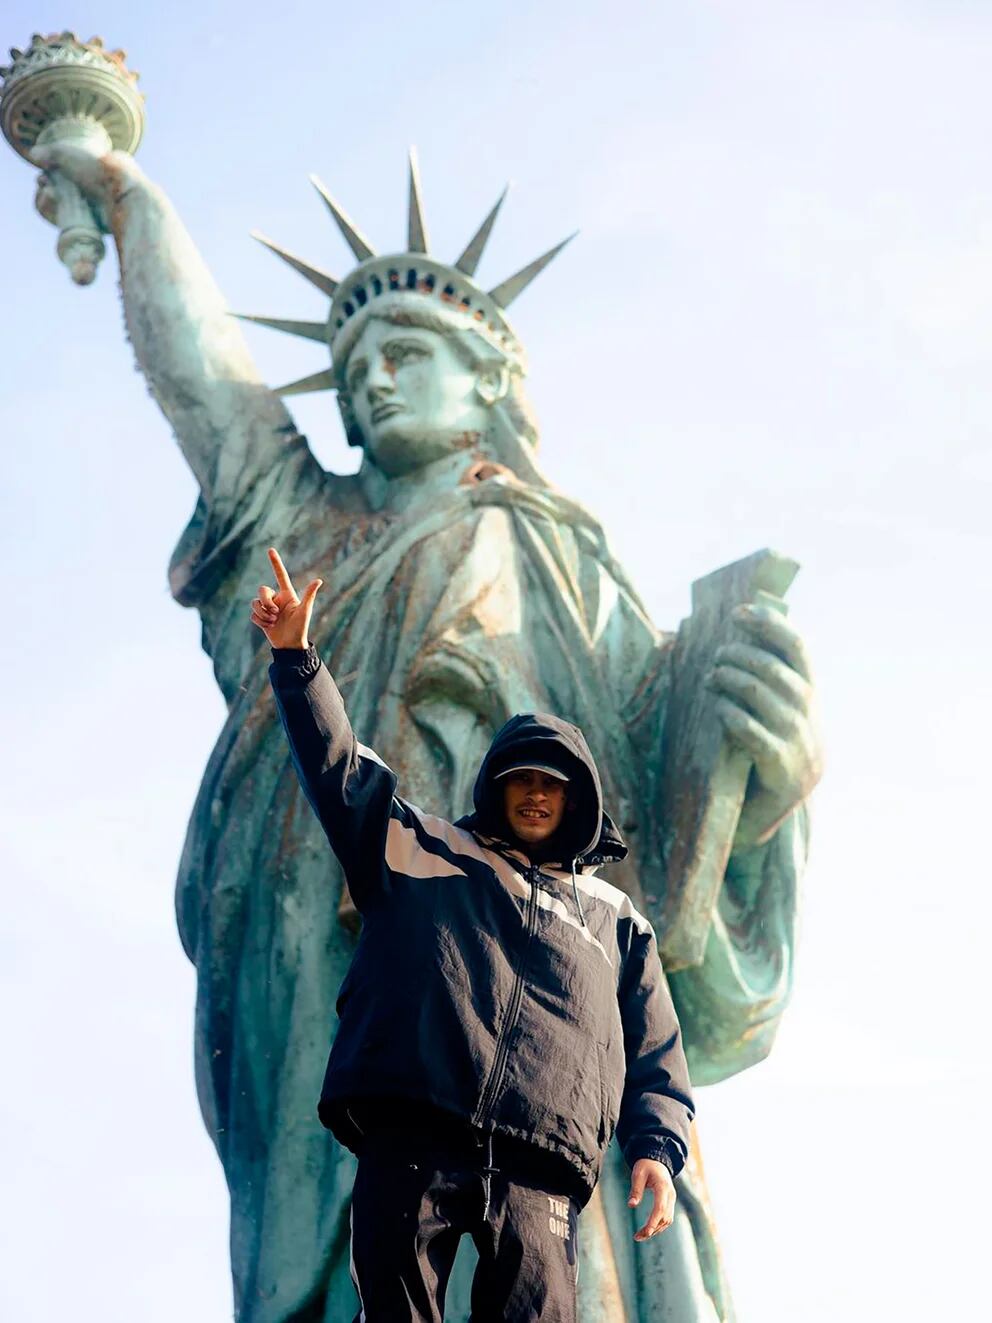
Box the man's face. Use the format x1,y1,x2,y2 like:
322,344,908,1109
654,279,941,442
501,770,568,848
343,319,489,476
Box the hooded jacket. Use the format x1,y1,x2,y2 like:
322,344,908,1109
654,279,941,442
269,644,694,1200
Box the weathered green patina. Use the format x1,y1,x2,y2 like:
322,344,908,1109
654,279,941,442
5,44,821,1320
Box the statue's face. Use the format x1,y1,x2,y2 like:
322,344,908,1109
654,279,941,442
343,318,490,476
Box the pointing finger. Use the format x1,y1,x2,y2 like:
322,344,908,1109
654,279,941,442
267,547,296,598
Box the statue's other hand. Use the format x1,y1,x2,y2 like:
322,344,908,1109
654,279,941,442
707,603,824,848
30,142,147,234
250,547,323,651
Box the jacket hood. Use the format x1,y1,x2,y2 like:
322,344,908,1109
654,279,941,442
456,713,628,866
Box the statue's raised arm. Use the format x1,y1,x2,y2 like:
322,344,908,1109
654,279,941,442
31,140,296,506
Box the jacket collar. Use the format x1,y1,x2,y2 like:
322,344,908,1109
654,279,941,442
471,831,603,878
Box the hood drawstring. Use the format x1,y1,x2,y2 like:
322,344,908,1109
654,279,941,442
478,1127,499,1224
570,858,587,928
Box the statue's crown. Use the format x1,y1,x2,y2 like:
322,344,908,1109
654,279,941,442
240,150,575,396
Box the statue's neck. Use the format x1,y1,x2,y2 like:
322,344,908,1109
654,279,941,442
359,446,497,515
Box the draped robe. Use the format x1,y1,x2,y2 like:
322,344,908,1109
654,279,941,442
169,427,806,1323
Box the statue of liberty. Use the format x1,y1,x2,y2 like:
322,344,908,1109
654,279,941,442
6,33,821,1322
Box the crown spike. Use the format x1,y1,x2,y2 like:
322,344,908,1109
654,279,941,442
454,184,509,276
407,147,430,254
250,231,339,297
488,232,577,308
234,313,327,344
275,367,337,397
309,174,376,261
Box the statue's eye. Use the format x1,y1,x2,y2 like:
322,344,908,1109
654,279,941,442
390,343,428,364
348,362,367,390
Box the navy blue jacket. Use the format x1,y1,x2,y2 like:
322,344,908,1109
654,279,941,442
269,643,694,1200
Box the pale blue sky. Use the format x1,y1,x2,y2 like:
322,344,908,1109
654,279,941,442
1,2,988,1320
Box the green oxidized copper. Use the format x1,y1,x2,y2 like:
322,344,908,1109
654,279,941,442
5,65,816,1319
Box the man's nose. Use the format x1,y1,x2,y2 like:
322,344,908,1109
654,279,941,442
366,352,395,396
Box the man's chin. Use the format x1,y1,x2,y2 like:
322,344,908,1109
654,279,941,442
511,823,554,845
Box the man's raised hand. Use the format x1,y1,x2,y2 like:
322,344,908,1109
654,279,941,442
250,547,323,650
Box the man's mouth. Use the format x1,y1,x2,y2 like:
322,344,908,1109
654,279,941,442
371,402,405,423
517,807,549,820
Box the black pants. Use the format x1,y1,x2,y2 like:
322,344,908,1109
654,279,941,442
348,1126,582,1322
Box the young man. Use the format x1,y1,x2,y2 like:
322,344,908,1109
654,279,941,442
252,548,694,1322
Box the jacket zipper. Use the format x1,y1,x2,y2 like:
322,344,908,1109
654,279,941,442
472,865,539,1129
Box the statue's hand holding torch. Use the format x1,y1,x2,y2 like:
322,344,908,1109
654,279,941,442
1,31,144,284
31,140,145,248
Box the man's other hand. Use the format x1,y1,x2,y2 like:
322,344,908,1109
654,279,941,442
250,547,322,650
628,1158,676,1242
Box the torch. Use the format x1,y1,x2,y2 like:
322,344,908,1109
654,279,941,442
0,31,144,285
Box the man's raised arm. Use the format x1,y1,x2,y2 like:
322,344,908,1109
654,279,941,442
256,549,396,910
31,144,299,507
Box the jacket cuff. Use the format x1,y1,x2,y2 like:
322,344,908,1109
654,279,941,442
624,1138,684,1179
269,643,321,680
